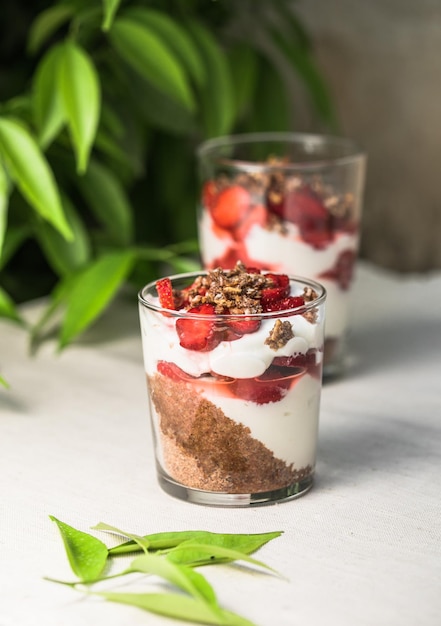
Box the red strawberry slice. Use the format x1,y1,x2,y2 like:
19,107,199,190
320,249,356,290
283,188,333,249
176,303,222,351
210,185,251,230
230,377,288,404
227,317,261,337
260,273,290,308
273,350,316,369
232,203,267,240
263,295,305,313
156,277,175,310
157,360,191,382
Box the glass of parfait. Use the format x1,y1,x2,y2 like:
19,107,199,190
196,132,366,378
138,262,326,507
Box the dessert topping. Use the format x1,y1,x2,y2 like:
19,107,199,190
265,319,294,350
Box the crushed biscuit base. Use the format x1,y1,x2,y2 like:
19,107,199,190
265,319,294,350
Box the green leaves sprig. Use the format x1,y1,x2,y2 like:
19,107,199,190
47,516,283,625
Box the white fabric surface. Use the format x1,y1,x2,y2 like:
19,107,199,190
1,262,440,626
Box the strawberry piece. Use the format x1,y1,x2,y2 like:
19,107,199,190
320,249,356,290
283,188,333,249
232,203,267,240
176,303,222,351
260,273,290,307
210,185,251,230
227,317,261,337
157,360,192,382
231,377,287,404
263,295,305,313
156,277,176,310
273,350,316,369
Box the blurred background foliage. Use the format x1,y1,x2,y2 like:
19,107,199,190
0,0,337,356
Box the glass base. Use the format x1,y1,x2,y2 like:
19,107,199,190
157,466,314,507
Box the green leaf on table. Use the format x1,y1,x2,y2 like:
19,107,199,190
0,286,21,323
108,17,195,113
0,374,9,389
92,592,256,626
102,0,121,31
127,553,219,607
49,516,108,581
27,4,74,55
185,19,235,138
109,529,282,557
35,193,91,276
32,44,66,149
123,7,206,87
59,249,135,348
0,162,9,259
75,158,133,245
92,521,151,553
167,541,280,575
0,117,72,240
59,41,101,173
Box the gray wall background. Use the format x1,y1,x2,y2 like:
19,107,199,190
292,0,441,273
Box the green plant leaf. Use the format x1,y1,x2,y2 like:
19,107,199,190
123,7,206,87
93,592,256,626
272,30,338,130
35,193,91,276
49,516,108,581
102,0,121,31
0,374,9,389
27,4,74,55
59,249,135,348
0,286,21,323
92,522,151,552
108,17,195,113
184,19,235,138
227,44,259,121
128,553,219,608
0,117,72,240
246,55,291,133
0,224,30,271
109,530,282,557
32,44,66,148
59,41,101,173
167,541,279,575
0,162,9,259
75,158,133,245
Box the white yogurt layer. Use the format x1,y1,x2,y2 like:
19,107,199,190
139,303,323,380
198,374,320,466
198,210,357,339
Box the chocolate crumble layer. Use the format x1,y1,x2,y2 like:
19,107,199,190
147,373,312,493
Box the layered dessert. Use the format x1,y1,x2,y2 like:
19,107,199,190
138,262,326,500
198,157,361,369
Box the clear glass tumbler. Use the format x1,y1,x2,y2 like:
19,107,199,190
138,268,326,507
197,132,366,378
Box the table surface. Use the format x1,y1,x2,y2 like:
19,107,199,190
1,262,441,626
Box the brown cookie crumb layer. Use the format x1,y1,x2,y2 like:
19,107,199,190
148,372,312,494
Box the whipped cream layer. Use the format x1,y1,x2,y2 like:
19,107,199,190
139,303,323,380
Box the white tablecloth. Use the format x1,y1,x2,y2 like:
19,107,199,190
1,262,440,626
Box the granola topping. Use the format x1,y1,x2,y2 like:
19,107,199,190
265,319,294,350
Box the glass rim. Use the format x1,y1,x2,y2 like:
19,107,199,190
138,270,326,320
197,131,366,169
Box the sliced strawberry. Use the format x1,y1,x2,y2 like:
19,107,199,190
227,317,261,337
263,295,305,313
283,188,333,248
320,249,356,290
231,370,292,404
176,303,222,351
210,185,251,230
156,277,176,310
157,360,191,382
260,273,290,307
232,203,267,240
273,350,316,369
